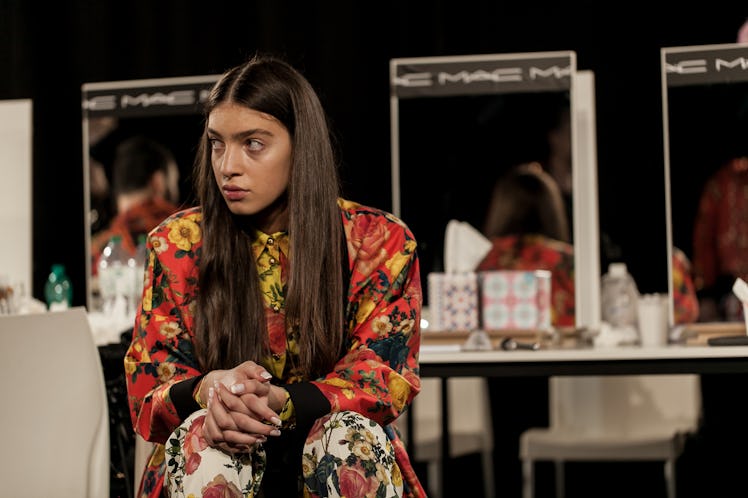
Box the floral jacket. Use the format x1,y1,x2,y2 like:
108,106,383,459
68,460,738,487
692,156,748,293
91,197,181,275
125,198,425,497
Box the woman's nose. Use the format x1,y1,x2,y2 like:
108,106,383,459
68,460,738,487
218,144,240,177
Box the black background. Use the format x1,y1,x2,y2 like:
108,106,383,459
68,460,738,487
3,3,748,497
1,2,747,305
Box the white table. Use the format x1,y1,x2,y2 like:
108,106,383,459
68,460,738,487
419,344,748,377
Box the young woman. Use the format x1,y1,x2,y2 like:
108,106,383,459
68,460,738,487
477,161,575,326
125,54,426,497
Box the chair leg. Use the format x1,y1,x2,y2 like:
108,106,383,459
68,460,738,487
428,459,441,498
481,449,495,498
664,458,676,498
554,460,565,498
522,459,534,498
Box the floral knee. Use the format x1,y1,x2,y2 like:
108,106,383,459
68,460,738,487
301,411,403,498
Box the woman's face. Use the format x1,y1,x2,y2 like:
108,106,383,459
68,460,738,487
208,102,292,232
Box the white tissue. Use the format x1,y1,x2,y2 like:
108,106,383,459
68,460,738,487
444,220,492,273
732,277,748,303
732,277,748,336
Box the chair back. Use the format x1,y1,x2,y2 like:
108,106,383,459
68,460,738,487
0,307,109,498
550,374,702,437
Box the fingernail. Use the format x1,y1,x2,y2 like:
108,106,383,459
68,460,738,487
260,371,273,380
270,416,282,426
230,383,245,394
208,387,214,404
270,429,281,436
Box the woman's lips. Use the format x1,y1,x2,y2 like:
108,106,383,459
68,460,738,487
222,185,247,201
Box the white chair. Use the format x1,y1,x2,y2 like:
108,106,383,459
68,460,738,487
0,307,109,498
401,376,495,498
519,374,702,498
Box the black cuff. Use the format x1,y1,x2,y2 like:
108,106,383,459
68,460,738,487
284,383,330,437
170,374,205,421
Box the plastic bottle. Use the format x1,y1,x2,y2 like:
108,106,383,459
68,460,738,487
97,235,134,316
600,262,640,331
44,264,73,311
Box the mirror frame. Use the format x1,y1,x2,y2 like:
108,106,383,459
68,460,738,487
81,74,219,311
661,42,748,326
389,52,601,330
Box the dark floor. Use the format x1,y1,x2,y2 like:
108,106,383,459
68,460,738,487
415,452,685,498
413,420,747,498
411,372,748,498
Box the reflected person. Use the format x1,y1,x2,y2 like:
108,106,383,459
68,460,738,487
90,135,181,272
477,161,575,326
692,154,748,321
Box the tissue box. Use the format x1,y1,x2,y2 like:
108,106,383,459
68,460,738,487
480,270,551,329
427,272,479,331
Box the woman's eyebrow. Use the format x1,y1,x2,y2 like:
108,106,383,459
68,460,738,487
207,127,274,140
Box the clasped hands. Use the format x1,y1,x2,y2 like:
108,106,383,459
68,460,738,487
197,360,285,454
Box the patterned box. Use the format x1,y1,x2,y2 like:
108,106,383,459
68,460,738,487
427,272,479,331
480,270,551,330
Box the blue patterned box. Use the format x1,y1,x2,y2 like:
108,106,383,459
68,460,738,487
427,272,479,331
480,270,551,330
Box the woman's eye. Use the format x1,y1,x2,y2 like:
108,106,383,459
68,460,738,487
208,138,224,151
246,139,264,151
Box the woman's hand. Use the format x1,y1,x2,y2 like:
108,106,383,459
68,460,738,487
200,361,283,452
199,360,272,400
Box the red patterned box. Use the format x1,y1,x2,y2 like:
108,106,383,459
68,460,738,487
480,270,551,329
427,272,479,331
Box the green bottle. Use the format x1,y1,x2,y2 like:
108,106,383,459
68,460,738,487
44,264,73,311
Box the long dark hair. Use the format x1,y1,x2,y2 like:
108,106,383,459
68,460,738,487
193,54,344,378
482,162,570,243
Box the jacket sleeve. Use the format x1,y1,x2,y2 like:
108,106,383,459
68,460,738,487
124,210,203,444
308,205,423,428
692,173,720,292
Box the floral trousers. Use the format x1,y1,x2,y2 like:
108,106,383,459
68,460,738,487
165,409,404,498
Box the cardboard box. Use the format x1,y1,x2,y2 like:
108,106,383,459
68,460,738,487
427,272,479,331
480,270,551,330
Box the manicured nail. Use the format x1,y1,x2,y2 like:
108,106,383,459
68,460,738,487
270,429,281,436
230,383,245,394
260,371,273,380
270,416,282,426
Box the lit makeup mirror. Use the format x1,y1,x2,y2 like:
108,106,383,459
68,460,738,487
661,43,748,326
81,75,219,311
390,52,601,330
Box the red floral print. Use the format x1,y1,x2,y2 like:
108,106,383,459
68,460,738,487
125,200,425,498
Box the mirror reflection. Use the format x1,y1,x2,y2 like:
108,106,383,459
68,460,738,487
397,92,573,268
390,52,580,326
663,43,748,323
82,76,218,313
